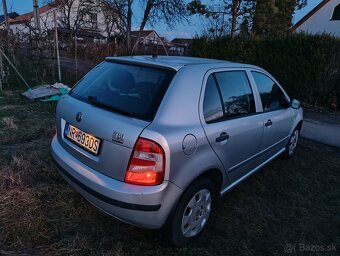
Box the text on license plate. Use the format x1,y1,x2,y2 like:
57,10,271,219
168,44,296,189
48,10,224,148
64,123,100,155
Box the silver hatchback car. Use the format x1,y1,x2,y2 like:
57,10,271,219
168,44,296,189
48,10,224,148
51,56,303,246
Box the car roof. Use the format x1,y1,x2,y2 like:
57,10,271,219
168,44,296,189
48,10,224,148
105,55,259,71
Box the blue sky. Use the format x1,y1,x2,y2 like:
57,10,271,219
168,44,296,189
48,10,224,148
1,0,322,39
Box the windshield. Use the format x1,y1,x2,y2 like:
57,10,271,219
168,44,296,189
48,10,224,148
69,61,176,121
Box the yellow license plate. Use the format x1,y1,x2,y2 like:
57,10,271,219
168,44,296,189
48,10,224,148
64,123,100,155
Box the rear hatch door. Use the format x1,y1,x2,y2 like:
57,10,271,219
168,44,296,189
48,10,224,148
56,61,175,181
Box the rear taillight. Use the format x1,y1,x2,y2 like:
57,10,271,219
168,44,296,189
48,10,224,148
125,138,165,186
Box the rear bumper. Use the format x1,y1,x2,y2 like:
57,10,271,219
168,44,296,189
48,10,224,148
51,136,182,229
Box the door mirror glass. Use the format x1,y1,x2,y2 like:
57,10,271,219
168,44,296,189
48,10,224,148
291,99,301,109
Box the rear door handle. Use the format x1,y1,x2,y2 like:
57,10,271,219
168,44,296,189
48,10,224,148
265,119,273,127
216,132,229,142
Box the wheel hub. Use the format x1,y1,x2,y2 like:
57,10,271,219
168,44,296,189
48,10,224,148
181,189,211,238
289,130,299,155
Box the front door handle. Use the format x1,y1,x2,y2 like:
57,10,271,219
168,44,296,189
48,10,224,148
265,119,273,127
216,132,229,142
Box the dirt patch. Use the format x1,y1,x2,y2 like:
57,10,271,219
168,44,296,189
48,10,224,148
2,90,16,97
0,105,22,111
0,167,23,190
0,187,50,247
2,116,18,130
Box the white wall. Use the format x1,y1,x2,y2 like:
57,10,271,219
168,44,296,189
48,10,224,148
295,0,340,37
55,0,116,38
39,8,56,31
10,23,30,35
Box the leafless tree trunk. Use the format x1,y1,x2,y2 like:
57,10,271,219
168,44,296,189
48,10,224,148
1,0,9,32
126,0,133,53
0,53,3,91
231,0,239,37
98,1,119,39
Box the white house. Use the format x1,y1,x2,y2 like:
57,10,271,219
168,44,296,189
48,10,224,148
8,0,117,42
292,0,340,37
130,30,166,47
0,12,19,30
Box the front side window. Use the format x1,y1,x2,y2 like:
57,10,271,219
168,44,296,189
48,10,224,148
214,71,256,118
252,72,289,112
331,4,340,20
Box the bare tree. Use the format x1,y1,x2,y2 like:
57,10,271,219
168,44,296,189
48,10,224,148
58,0,98,36
188,0,255,38
98,0,121,39
102,0,187,54
101,0,135,53
135,0,187,46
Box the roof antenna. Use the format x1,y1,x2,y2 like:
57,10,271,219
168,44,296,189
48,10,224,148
152,32,157,58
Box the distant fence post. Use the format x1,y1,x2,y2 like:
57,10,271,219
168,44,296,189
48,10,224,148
0,53,3,91
114,38,117,56
54,10,61,82
75,35,78,79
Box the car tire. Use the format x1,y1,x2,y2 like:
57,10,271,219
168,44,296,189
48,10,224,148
162,177,217,247
283,128,300,159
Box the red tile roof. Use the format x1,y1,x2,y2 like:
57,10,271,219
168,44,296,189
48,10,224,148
130,30,156,38
10,0,60,25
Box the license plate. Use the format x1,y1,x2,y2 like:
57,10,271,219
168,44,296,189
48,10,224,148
64,123,100,155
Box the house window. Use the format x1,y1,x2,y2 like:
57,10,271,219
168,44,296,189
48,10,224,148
90,13,97,28
331,4,340,20
80,13,98,29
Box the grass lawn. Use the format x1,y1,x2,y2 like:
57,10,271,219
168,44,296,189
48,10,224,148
0,90,339,255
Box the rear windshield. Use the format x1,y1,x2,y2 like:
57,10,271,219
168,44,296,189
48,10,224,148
69,61,176,121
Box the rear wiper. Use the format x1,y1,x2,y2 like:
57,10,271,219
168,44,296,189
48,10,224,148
87,95,135,117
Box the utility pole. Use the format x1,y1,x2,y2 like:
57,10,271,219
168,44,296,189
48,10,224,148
75,35,78,79
33,0,40,32
54,11,61,82
2,0,10,32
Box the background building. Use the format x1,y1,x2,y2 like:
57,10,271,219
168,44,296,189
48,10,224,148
292,0,340,37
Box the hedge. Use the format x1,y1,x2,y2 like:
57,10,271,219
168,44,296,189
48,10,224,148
191,34,340,110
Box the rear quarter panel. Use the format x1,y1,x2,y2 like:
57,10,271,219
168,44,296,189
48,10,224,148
141,65,229,191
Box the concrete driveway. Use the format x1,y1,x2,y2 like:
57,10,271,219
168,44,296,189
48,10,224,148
301,110,340,148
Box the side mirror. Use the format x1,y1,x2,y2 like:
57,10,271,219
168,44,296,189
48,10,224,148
290,99,301,109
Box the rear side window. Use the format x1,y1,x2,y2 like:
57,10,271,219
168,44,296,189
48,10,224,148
203,76,224,123
203,71,255,123
70,61,176,121
215,71,256,118
252,72,289,111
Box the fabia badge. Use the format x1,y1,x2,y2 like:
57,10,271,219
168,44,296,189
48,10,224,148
76,112,83,122
112,131,124,144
